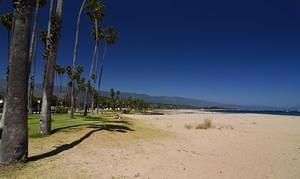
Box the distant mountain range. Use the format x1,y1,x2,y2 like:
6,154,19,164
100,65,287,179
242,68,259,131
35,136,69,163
0,79,299,111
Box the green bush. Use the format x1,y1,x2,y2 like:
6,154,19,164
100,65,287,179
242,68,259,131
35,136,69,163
54,106,68,114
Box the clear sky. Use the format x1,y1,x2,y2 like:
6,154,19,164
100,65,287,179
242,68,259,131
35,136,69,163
0,0,300,107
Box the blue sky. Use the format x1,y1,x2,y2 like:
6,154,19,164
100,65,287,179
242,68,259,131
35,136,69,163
1,0,300,107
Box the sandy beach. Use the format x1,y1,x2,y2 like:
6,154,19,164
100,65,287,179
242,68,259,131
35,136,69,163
124,110,300,179
2,110,300,179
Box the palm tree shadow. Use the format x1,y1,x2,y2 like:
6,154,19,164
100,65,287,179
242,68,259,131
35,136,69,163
51,120,131,134
51,124,94,134
28,124,134,162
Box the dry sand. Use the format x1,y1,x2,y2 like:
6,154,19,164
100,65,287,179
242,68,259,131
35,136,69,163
1,110,300,179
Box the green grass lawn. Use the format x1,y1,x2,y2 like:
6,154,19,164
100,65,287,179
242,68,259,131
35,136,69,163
28,114,108,138
27,114,109,138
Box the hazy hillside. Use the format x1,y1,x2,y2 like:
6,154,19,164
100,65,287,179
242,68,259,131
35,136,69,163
0,79,298,111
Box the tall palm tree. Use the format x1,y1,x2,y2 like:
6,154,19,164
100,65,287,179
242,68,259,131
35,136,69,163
86,0,104,78
76,76,86,109
97,26,118,94
39,29,48,92
0,12,13,129
70,0,90,118
66,65,84,111
28,0,46,114
54,64,61,96
0,0,33,164
84,0,105,116
57,65,66,93
28,27,39,114
110,88,116,110
40,0,64,135
29,0,46,67
54,65,66,104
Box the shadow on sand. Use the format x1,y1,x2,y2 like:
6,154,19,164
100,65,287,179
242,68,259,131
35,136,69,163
28,123,134,162
51,120,131,134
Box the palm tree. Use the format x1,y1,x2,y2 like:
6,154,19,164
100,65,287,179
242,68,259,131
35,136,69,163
70,0,90,118
77,76,86,109
116,90,120,108
54,64,61,97
66,65,84,111
0,12,13,129
86,0,104,79
39,0,54,134
28,27,39,114
0,0,33,164
92,27,105,113
84,0,105,116
116,90,120,100
59,66,67,93
54,65,66,105
110,88,115,109
28,0,46,114
92,27,105,75
29,0,46,66
97,26,118,94
40,0,64,135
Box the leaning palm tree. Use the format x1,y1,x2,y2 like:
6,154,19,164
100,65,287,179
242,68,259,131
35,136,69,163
0,12,13,129
84,0,105,116
97,26,118,94
70,0,90,118
40,0,64,135
86,0,104,75
92,27,105,79
0,0,33,164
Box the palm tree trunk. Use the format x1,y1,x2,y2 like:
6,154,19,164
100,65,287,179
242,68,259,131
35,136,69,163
39,0,54,135
83,84,89,116
96,42,107,113
40,0,63,135
85,19,99,116
97,42,108,93
94,45,100,114
28,0,40,69
70,0,88,118
28,0,40,114
41,0,54,89
0,0,33,164
28,27,38,114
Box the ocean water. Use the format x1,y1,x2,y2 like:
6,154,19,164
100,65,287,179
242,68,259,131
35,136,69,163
207,110,300,117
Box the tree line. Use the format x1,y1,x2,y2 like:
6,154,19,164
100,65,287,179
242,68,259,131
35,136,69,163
0,0,129,165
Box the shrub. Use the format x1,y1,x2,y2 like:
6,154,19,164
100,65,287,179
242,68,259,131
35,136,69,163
195,119,212,130
54,106,68,114
122,109,131,114
185,124,193,129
